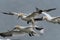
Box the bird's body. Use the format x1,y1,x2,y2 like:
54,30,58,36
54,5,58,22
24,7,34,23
11,25,44,37
2,8,56,24
42,12,60,24
0,25,44,38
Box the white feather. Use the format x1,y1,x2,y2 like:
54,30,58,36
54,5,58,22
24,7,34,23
42,12,52,20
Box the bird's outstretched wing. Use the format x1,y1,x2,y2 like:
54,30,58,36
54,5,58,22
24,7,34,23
10,27,21,32
52,16,60,20
44,8,56,12
2,12,18,16
35,7,56,13
0,31,12,38
26,12,40,18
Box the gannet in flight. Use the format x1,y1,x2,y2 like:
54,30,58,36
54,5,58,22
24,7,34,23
2,8,56,25
0,25,44,38
41,12,60,24
11,25,44,37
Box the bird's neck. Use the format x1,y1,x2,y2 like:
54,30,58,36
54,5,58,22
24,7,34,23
42,12,52,20
21,15,26,18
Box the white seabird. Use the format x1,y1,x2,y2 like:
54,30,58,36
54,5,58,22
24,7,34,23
10,25,44,37
42,12,60,24
2,8,56,25
0,25,44,38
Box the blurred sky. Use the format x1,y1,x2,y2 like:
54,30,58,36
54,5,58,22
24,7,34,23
0,0,60,40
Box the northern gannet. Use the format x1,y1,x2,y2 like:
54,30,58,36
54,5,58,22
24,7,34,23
2,8,56,25
0,25,44,38
11,25,44,37
42,12,60,24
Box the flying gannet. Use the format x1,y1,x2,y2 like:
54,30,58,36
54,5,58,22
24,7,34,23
41,12,60,24
2,8,56,24
0,25,44,38
10,25,44,37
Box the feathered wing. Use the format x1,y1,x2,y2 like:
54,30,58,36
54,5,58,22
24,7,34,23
26,12,40,18
35,7,56,13
27,18,43,24
42,12,52,19
52,16,60,20
44,8,56,12
2,12,18,16
34,18,43,21
0,31,12,38
10,26,21,32
35,27,44,31
9,27,26,34
52,16,60,21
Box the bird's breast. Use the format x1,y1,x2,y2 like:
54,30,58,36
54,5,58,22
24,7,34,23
21,17,31,21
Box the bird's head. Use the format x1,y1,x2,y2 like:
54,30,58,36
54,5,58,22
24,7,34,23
38,10,43,13
35,7,43,14
17,13,24,19
15,25,21,29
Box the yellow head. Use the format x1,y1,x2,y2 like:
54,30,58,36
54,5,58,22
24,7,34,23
17,13,24,19
15,25,20,29
18,13,24,16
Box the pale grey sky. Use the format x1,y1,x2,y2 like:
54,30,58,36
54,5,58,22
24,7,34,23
0,0,60,40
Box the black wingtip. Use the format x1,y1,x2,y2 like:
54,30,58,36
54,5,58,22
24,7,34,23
35,27,44,30
51,8,56,10
2,12,14,15
34,17,43,21
2,12,7,14
45,8,56,12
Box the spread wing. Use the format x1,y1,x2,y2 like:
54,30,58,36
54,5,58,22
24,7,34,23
2,12,18,16
44,8,56,12
26,12,40,18
52,16,60,20
10,27,21,31
9,27,25,34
